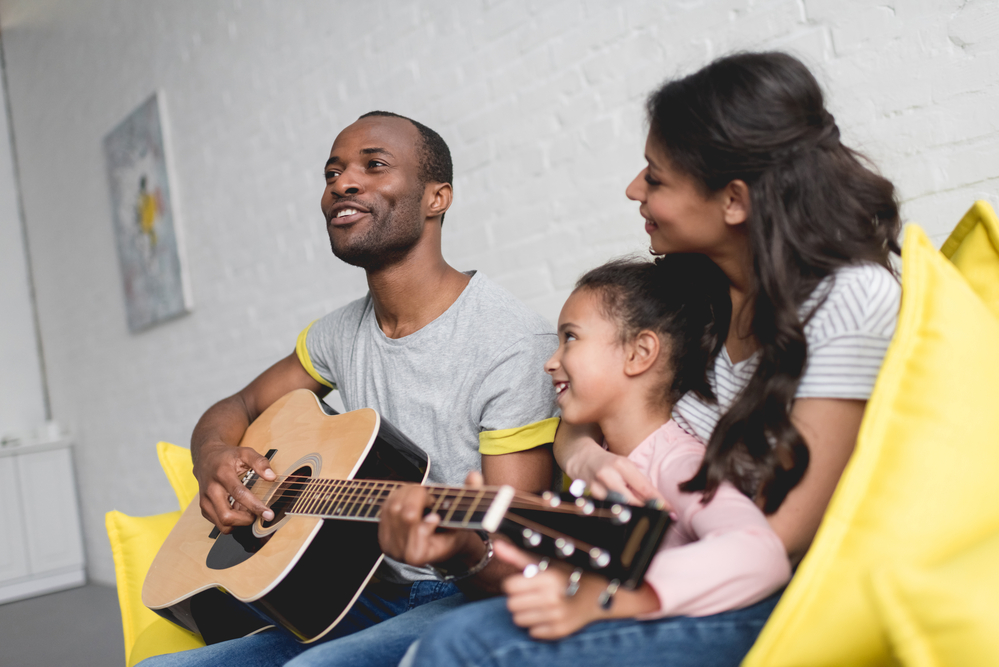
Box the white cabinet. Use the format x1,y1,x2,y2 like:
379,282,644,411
0,440,85,604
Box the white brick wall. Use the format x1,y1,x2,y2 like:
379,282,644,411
0,0,996,584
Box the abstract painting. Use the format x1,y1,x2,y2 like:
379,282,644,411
103,92,191,332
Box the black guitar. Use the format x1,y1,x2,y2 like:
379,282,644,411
143,389,670,643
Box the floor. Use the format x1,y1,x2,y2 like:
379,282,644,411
0,583,123,667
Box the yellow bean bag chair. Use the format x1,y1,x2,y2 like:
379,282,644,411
744,203,999,666
940,199,999,318
871,525,999,667
106,442,206,666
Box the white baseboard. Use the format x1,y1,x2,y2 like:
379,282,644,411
0,568,86,605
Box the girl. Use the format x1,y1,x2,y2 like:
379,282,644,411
407,254,793,666
558,51,902,571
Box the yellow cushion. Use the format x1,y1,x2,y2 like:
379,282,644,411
156,441,199,510
939,200,999,319
128,610,205,667
106,509,206,666
743,225,999,666
871,528,999,667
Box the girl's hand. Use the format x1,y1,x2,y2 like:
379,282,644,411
585,447,665,505
554,421,664,504
495,540,604,639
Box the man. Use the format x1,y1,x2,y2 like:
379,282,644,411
144,112,558,666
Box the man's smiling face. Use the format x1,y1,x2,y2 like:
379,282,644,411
321,115,427,270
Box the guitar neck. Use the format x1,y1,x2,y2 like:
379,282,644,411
285,477,516,533
274,473,669,588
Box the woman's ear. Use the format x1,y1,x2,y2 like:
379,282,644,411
624,331,661,377
721,179,750,226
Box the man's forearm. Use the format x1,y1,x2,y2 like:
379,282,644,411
191,395,253,463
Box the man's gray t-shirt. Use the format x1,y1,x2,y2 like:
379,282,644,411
296,270,559,582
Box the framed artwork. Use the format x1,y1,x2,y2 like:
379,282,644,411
103,92,191,332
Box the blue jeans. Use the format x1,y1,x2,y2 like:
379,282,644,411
407,587,784,667
139,580,464,667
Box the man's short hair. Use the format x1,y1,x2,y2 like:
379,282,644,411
358,111,453,187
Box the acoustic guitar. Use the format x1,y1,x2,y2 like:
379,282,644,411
142,389,670,644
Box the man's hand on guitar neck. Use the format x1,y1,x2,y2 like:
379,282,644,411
379,445,553,597
378,471,516,599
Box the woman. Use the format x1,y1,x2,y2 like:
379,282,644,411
407,51,902,667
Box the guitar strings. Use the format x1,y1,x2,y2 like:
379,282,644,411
234,473,624,519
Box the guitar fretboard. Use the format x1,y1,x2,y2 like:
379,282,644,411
285,478,514,532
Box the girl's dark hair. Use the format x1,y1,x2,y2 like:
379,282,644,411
646,52,901,513
576,254,732,406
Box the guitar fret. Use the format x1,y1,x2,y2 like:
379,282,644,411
317,478,338,515
344,480,370,516
442,488,466,524
303,479,325,515
359,481,381,518
326,479,350,516
461,489,486,527
429,487,448,516
334,480,355,516
371,482,389,519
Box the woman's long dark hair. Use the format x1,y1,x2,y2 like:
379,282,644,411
648,52,901,513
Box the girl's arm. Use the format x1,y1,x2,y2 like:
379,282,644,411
553,421,661,503
494,540,660,640
557,400,867,566
637,441,791,619
767,397,866,565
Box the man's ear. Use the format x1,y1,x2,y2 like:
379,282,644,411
721,179,750,226
425,182,453,221
624,331,661,377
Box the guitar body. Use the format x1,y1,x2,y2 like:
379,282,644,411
142,389,429,643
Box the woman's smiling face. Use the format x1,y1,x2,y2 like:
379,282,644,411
625,133,732,256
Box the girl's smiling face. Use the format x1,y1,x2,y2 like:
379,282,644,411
544,289,629,427
625,133,732,256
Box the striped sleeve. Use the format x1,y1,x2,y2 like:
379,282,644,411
796,264,900,400
673,263,901,442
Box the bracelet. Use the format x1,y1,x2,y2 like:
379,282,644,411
431,531,494,582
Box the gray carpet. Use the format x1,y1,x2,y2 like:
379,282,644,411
0,583,123,667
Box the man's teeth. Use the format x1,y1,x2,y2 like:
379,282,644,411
336,208,359,218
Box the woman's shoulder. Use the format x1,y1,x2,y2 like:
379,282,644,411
803,262,901,338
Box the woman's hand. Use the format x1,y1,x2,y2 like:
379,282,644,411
495,541,661,640
554,422,662,504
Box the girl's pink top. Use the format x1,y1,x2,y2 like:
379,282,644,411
627,420,791,618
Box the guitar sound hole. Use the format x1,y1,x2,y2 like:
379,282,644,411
261,465,312,529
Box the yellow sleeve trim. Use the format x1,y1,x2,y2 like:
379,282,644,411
296,321,334,389
479,417,560,456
